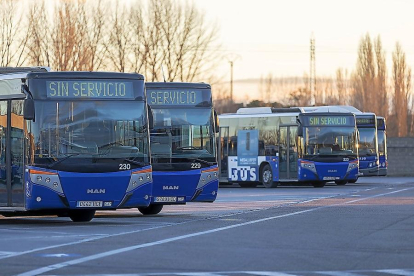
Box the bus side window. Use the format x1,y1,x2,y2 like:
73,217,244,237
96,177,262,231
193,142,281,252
258,140,265,156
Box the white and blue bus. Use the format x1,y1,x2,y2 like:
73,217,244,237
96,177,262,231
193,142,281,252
377,116,387,176
218,107,359,188
140,82,219,215
0,70,152,221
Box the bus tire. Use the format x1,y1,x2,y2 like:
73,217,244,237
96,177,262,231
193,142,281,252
335,180,347,185
348,179,358,183
312,182,325,188
138,204,163,215
68,210,95,222
261,164,277,188
239,182,258,188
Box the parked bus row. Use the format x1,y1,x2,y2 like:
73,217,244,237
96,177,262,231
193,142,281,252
217,106,387,188
0,68,219,222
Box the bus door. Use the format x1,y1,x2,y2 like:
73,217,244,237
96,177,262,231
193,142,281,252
279,125,298,180
0,99,25,208
218,126,229,182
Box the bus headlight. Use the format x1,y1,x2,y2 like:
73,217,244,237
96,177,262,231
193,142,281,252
126,167,152,193
346,160,358,173
29,169,63,195
300,161,316,174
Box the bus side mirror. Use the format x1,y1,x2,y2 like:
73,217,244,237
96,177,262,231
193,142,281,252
296,118,302,136
23,99,35,121
214,110,219,133
147,104,154,130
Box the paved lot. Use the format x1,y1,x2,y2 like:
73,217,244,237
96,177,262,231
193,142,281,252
1,177,414,276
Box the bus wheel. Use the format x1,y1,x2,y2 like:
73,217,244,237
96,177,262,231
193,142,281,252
239,182,258,188
348,179,358,183
138,204,163,215
68,210,95,222
312,182,325,188
335,180,347,185
261,164,277,188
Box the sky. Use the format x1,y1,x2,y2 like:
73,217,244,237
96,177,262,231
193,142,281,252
195,0,414,81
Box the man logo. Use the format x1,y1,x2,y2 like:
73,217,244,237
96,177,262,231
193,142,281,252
87,189,106,194
163,186,179,190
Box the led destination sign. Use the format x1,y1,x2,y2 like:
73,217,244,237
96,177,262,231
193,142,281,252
149,90,209,106
305,116,353,126
46,81,134,99
356,117,376,125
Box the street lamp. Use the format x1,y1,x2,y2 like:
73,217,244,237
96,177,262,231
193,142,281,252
226,54,241,103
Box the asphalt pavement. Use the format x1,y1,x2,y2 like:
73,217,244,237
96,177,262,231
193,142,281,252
1,177,414,276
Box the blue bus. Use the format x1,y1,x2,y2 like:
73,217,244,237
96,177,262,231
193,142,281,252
0,70,152,221
305,106,379,181
377,116,387,176
139,82,219,215
354,113,379,179
218,107,359,188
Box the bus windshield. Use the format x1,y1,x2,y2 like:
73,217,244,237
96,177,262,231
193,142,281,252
359,128,377,156
151,108,216,162
304,126,357,156
30,100,149,172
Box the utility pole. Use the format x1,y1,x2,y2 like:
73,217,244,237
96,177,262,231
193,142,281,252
229,60,234,103
310,33,316,105
226,54,241,103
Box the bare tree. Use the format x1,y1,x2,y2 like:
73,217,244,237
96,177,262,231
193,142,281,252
141,0,220,82
392,42,411,137
27,0,52,67
0,0,28,66
336,68,348,104
355,33,376,111
129,5,146,74
374,36,388,117
104,0,132,72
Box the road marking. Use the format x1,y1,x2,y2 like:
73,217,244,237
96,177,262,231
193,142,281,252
0,193,338,262
18,187,414,276
245,272,298,276
41,269,414,276
317,271,364,276
378,269,414,276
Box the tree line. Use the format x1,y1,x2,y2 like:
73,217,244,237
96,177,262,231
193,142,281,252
248,34,412,137
0,0,220,82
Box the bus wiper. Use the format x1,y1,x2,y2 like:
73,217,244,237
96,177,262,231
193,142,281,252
175,157,214,166
176,146,203,150
123,158,148,167
48,154,80,169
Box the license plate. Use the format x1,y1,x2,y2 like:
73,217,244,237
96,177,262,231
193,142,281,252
77,201,103,207
323,177,336,180
154,196,177,203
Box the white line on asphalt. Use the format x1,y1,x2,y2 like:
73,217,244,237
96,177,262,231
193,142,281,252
245,272,298,276
18,187,414,276
317,271,365,276
378,269,414,276
0,224,171,261
1,192,339,262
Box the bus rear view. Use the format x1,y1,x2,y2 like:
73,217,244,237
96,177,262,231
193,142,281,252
140,82,219,215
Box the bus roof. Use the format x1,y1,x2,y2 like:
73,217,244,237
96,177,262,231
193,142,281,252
146,82,210,89
234,106,354,115
26,71,144,80
0,67,49,74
